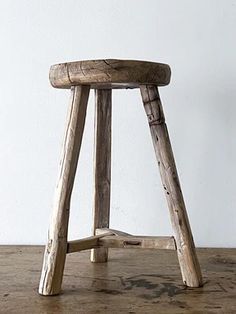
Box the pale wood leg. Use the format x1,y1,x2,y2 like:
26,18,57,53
39,85,90,295
91,89,112,263
140,85,203,287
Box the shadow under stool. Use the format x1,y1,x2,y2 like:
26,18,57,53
39,59,203,295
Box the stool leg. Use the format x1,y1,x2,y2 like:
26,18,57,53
91,89,112,263
140,85,203,287
39,85,90,295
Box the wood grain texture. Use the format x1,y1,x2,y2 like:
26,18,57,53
67,232,113,254
38,85,90,296
140,85,203,288
2,246,236,313
98,236,176,250
49,59,171,89
68,234,175,253
91,89,112,263
96,228,132,236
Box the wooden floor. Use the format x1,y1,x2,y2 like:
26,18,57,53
0,246,235,313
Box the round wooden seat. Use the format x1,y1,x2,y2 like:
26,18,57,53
49,59,171,89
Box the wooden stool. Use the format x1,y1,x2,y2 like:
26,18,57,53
39,59,203,296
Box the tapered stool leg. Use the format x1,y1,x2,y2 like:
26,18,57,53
39,85,90,295
91,89,112,263
140,85,203,287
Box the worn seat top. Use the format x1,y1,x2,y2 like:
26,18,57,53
49,59,171,89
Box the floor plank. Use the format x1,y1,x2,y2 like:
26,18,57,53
0,246,235,313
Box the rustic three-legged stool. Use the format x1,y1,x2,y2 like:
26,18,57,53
39,59,202,296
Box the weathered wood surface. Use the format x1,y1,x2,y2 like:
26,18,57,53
91,89,112,263
67,234,176,253
99,236,176,250
140,85,203,288
49,59,171,89
96,228,132,236
1,247,236,313
67,232,113,254
38,85,90,296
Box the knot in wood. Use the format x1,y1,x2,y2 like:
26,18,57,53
147,115,165,126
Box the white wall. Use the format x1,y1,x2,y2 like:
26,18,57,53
0,0,235,247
